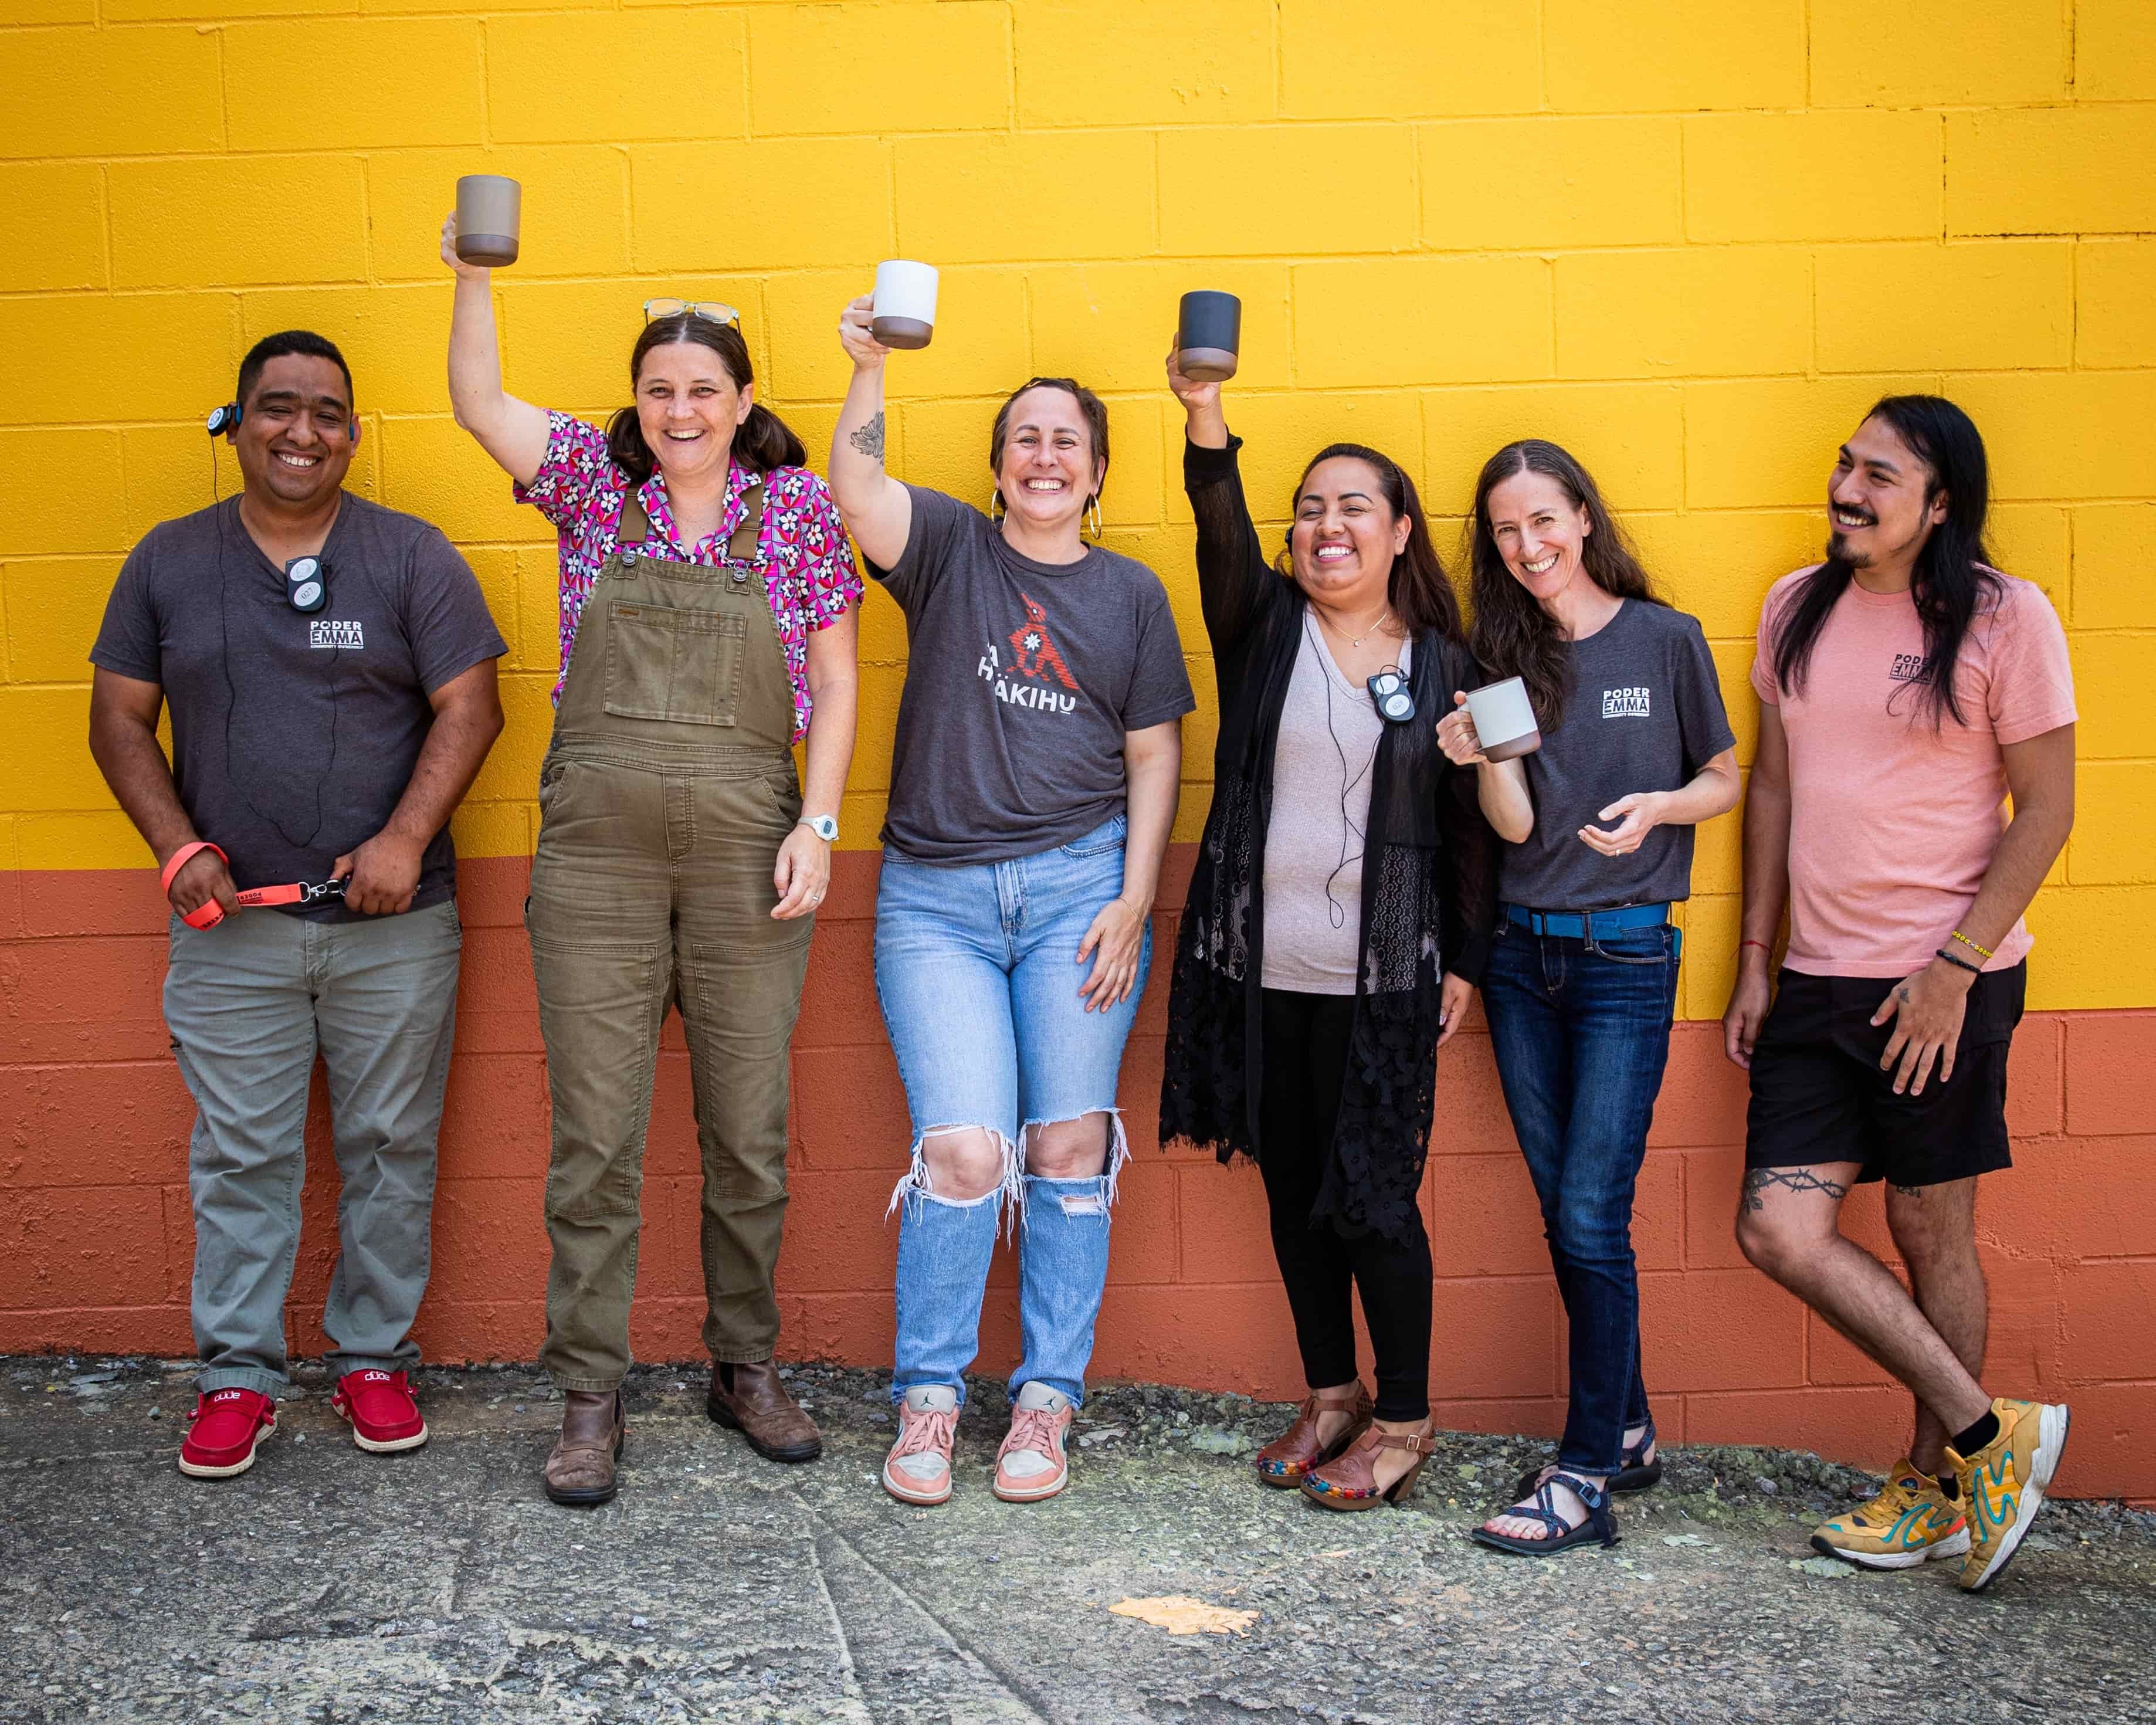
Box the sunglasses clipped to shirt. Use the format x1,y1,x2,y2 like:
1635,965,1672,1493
643,298,741,327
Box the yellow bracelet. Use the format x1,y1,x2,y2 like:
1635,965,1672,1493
1950,930,1994,960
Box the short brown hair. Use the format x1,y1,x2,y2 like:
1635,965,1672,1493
988,376,1110,504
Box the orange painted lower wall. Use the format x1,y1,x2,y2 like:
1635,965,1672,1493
2,850,2151,1497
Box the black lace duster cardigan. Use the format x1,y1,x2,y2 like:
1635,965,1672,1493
1159,436,1500,1244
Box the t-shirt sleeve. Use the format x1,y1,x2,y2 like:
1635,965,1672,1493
1987,581,2077,745
88,537,165,684
1672,612,1737,773
787,470,865,631
869,484,975,609
404,526,509,694
511,409,616,533
1120,581,1197,732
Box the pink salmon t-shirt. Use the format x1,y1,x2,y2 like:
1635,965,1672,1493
1751,565,2076,979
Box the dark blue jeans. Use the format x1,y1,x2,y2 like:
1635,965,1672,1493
1480,914,1682,1476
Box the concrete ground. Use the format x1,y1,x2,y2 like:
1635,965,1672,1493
4,1358,2153,1725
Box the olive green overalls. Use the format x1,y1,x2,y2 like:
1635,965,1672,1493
528,477,813,1391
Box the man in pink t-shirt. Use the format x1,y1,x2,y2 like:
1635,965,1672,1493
1721,396,2076,1595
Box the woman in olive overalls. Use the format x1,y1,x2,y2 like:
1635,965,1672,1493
443,220,862,1505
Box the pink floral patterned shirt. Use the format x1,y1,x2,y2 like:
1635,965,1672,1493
515,409,861,742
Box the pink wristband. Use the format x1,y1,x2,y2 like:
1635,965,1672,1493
161,841,229,929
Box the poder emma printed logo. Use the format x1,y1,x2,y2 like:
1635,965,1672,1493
309,620,364,650
1601,685,1651,719
1889,651,1927,684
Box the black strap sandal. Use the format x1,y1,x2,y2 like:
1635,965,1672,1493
1471,1471,1621,1558
1512,1419,1662,1500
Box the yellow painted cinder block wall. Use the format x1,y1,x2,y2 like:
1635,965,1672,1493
3,0,2152,1016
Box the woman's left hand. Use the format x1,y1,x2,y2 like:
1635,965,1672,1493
771,824,830,920
1578,790,1667,858
1438,972,1475,1047
1076,895,1148,1013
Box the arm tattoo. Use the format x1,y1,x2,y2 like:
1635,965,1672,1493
849,411,886,463
1891,1182,1923,1196
1741,1166,1850,1212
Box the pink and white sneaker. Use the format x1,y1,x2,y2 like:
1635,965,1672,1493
883,1385,960,1506
332,1369,429,1454
992,1382,1073,1503
178,1388,277,1479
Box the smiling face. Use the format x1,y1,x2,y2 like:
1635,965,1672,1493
1290,456,1410,607
994,387,1104,537
232,354,355,510
635,340,752,486
1484,469,1593,608
1828,414,1947,571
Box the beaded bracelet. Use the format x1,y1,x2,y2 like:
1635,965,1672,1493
1950,929,1994,960
1934,946,1984,976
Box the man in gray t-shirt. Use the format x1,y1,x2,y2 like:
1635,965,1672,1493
86,331,505,1478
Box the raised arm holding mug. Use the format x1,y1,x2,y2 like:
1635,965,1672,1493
1436,441,1740,1557
828,289,1191,1510
88,330,507,1480
1158,344,1499,1515
442,211,863,1507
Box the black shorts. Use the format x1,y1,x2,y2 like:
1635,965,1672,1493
1744,963,2026,1188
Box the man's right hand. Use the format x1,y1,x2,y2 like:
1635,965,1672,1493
166,845,239,926
1722,959,1774,1069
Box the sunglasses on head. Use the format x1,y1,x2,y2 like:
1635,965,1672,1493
643,298,741,327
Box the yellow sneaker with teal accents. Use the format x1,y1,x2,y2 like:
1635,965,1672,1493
1947,1397,2072,1594
1809,1459,1969,1570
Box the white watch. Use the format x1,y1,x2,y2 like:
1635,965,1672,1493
798,815,839,843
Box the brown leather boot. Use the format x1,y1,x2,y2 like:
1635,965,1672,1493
707,1360,822,1463
543,1389,625,1507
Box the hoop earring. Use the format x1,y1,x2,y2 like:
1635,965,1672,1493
989,490,1006,526
1085,494,1103,541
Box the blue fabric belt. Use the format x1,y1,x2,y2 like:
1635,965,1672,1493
1505,902,1670,938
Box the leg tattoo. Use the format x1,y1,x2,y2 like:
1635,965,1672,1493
1741,1167,1850,1213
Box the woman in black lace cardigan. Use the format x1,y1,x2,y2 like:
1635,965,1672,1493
1159,350,1499,1511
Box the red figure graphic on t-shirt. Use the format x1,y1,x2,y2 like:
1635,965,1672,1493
1009,591,1077,691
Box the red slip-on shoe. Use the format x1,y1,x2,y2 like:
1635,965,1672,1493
333,1370,429,1455
178,1388,277,1479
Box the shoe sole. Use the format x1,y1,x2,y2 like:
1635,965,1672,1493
1964,1404,2070,1594
544,1428,626,1509
339,1410,429,1455
707,1398,823,1464
1470,1526,1621,1558
991,1470,1068,1503
178,1417,275,1480
1809,1528,1970,1570
882,1465,952,1506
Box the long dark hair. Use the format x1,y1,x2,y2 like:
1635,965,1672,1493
1282,443,1463,640
1768,394,1999,727
1468,439,1664,730
606,314,805,485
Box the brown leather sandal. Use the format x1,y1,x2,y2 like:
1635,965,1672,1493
1299,1418,1436,1512
1253,1385,1374,1489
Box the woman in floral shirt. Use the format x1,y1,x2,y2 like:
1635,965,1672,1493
442,216,860,1506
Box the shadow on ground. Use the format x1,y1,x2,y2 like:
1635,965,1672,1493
5,1357,2152,1724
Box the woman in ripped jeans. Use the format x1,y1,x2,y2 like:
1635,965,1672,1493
826,294,1191,1505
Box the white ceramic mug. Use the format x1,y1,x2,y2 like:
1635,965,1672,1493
1464,675,1542,761
872,260,938,350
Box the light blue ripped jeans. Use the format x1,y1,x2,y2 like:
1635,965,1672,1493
874,813,1151,1409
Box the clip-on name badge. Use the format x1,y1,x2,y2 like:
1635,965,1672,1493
160,841,350,929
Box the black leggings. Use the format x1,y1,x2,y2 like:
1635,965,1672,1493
1257,988,1433,1422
